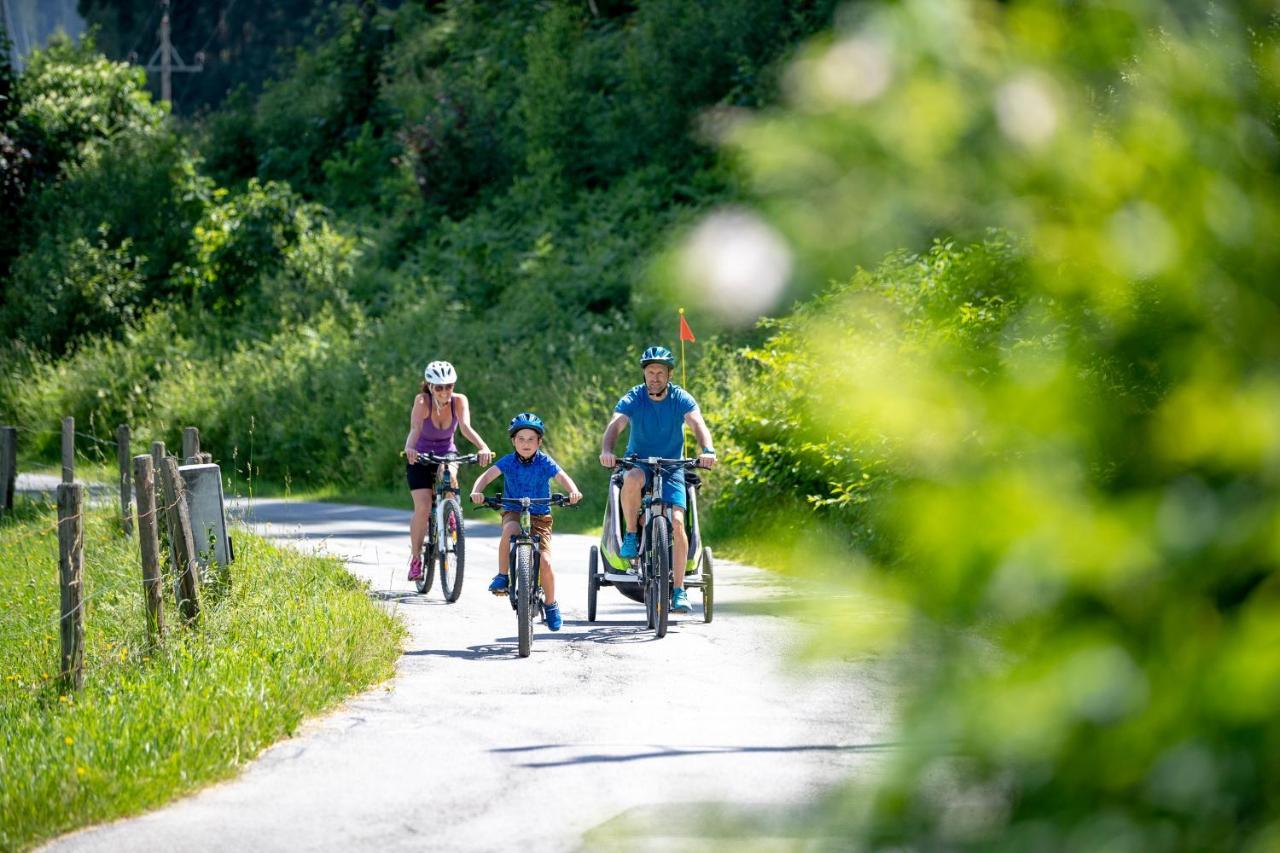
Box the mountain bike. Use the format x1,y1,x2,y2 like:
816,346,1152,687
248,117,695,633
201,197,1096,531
479,493,572,658
609,456,704,639
410,452,479,602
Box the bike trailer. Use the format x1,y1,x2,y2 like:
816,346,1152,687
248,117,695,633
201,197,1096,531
598,470,704,573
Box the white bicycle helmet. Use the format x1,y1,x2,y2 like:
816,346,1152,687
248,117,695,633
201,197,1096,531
424,360,458,385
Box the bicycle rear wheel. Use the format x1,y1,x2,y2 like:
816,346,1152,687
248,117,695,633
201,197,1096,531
516,544,534,658
438,499,465,603
651,517,670,639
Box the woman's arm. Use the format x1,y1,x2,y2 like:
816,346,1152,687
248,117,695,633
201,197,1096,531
405,393,428,463
469,465,501,503
454,394,494,465
554,470,582,504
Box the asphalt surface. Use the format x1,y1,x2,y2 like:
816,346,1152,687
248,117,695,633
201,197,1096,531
41,493,896,852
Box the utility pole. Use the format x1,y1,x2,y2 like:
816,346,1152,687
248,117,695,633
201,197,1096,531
144,0,202,106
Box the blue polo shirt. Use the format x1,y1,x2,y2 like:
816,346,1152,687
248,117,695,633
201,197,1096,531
495,450,561,514
614,383,699,458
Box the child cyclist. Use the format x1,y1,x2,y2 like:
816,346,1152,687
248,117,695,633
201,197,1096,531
470,413,582,631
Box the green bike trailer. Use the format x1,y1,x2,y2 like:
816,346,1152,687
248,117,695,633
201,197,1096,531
590,469,713,620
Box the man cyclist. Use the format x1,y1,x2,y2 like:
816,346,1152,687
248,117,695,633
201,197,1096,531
599,345,717,614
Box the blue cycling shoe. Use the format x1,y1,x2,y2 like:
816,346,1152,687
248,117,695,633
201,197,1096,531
619,532,639,560
545,602,563,631
671,588,691,613
488,573,509,594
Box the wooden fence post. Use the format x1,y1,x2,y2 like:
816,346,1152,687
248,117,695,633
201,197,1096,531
117,425,132,536
159,456,200,622
0,425,16,515
61,416,74,484
132,455,165,645
58,483,85,691
150,441,166,546
182,427,200,464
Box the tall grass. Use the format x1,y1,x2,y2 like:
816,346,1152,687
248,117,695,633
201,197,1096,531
0,499,404,850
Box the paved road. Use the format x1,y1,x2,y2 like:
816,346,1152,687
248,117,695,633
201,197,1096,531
44,496,895,851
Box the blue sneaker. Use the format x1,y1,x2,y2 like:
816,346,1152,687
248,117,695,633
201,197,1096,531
619,532,639,560
488,573,508,594
545,602,563,631
671,588,691,613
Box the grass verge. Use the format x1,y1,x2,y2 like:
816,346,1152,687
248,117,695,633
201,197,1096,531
0,497,404,851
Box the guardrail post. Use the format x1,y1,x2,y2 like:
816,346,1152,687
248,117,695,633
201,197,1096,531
182,427,200,464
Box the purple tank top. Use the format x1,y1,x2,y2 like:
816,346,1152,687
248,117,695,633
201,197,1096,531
416,396,459,454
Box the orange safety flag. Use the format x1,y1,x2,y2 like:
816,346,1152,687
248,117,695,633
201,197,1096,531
679,311,696,343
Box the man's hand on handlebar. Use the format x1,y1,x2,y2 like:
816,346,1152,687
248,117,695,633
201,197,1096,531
698,451,717,470
470,491,485,505
568,489,582,505
599,451,616,469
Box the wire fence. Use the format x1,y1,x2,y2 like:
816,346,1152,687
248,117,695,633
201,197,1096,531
2,419,224,695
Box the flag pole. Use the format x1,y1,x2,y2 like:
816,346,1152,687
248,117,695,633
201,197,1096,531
679,307,688,390
679,308,689,457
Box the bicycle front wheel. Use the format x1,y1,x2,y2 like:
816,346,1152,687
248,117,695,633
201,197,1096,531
438,499,466,603
650,517,670,639
416,540,436,595
516,544,534,658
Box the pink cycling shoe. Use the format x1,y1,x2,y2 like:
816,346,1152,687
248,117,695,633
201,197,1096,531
407,556,423,581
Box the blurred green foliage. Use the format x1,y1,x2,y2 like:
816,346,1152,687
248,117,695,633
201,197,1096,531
712,0,1280,846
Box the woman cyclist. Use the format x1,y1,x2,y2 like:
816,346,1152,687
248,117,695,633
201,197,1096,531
405,360,494,581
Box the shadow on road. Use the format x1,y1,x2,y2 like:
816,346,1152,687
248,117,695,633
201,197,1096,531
402,623,667,660
490,742,897,768
369,590,455,606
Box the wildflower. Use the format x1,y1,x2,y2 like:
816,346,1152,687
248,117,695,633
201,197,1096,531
64,736,74,746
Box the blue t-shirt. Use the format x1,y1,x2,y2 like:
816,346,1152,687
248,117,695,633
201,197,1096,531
495,450,561,514
614,383,699,459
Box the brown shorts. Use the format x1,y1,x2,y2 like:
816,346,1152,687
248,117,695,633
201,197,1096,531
502,511,553,555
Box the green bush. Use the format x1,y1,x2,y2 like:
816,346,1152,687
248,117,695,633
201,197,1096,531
0,34,203,354
175,179,357,338
704,235,1030,565
717,0,1280,845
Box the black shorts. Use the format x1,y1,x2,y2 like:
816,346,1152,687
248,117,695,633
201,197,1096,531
406,462,435,492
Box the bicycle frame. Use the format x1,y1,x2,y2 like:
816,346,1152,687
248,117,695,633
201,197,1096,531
481,493,570,657
504,501,543,612
620,456,697,580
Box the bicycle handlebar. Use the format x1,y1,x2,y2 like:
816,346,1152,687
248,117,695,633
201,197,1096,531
410,452,480,465
479,493,574,510
613,455,703,470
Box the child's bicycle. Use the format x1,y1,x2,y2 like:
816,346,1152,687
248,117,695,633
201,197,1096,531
479,492,573,658
591,456,711,639
409,452,480,601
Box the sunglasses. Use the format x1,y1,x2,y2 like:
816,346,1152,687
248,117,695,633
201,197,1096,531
433,383,455,390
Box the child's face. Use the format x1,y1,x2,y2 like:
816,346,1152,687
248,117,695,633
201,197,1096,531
512,429,542,459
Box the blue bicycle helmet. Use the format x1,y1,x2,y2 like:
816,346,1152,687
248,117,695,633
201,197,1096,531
508,412,545,437
639,345,675,368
